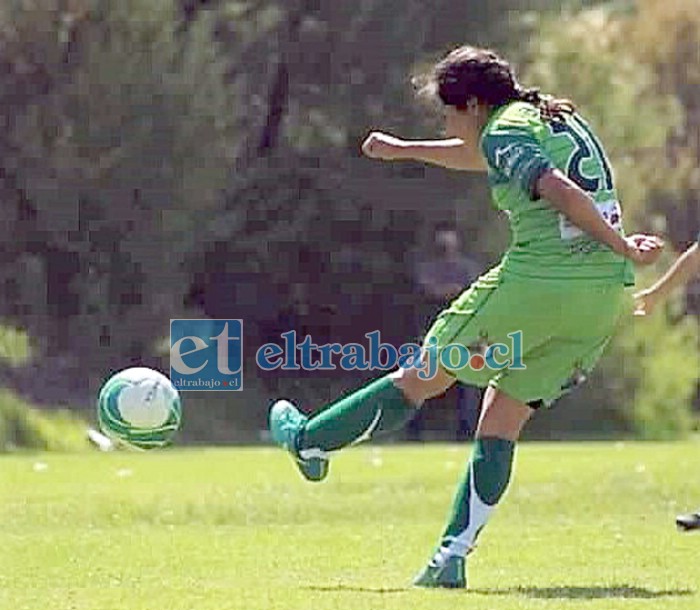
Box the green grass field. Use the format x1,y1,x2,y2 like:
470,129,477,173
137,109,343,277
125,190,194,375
1,442,699,609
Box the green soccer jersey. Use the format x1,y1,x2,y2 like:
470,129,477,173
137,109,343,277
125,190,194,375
480,101,634,285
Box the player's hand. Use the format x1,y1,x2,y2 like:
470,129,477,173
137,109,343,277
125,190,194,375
633,288,660,317
624,234,664,266
361,131,407,161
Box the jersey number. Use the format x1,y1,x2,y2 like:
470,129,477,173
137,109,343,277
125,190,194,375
550,117,614,193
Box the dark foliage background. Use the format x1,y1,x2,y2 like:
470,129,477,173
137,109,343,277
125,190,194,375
0,0,696,443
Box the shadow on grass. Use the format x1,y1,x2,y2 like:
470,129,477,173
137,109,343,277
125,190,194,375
304,585,407,594
473,585,694,600
304,583,694,599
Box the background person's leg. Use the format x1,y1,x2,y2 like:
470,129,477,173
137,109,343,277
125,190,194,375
456,385,481,441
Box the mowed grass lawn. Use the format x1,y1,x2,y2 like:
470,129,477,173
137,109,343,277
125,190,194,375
1,442,699,610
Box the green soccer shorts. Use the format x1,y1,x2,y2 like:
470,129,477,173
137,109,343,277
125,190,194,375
422,265,627,406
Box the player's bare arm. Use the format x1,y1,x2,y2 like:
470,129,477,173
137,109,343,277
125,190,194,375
634,241,700,315
361,131,487,171
536,169,663,266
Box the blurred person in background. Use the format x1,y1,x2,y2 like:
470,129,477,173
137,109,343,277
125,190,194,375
413,223,481,331
409,223,482,440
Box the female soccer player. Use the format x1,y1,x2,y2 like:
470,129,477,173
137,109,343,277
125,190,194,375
269,45,663,588
634,232,700,530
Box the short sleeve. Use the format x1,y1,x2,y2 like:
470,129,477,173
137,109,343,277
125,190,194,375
481,128,554,200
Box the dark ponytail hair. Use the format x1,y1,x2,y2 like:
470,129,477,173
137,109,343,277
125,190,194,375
515,86,575,122
415,46,575,122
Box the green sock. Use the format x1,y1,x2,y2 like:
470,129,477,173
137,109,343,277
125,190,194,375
299,375,417,453
434,437,515,560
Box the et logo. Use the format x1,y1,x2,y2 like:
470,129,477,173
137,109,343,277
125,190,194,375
169,320,243,391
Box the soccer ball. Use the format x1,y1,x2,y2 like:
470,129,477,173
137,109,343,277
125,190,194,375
97,367,182,450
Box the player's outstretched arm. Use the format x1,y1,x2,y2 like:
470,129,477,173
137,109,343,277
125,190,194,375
536,169,663,266
634,241,700,316
361,131,487,171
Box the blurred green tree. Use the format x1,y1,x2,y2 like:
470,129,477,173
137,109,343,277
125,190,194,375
0,0,242,400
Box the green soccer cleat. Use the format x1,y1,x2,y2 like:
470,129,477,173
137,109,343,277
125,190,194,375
269,400,329,482
413,555,467,589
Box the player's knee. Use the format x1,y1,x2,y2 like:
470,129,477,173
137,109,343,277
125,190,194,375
475,388,532,440
389,367,422,403
390,365,455,404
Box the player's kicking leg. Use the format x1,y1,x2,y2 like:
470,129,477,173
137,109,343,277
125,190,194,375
676,510,700,531
268,362,455,482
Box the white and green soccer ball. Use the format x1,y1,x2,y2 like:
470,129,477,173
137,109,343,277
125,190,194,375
97,367,182,450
